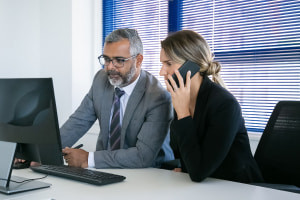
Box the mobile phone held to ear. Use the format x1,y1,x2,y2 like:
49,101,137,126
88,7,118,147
171,60,200,87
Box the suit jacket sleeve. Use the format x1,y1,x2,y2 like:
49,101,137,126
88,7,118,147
60,82,97,148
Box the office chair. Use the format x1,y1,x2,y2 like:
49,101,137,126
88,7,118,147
253,101,300,193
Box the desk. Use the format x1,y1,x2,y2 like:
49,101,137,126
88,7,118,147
1,168,299,200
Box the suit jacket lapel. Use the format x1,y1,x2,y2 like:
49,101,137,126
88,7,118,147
100,80,114,149
121,70,146,147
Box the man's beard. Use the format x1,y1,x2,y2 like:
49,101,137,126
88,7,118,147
107,64,136,87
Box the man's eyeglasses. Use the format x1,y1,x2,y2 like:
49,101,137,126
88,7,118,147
98,55,137,68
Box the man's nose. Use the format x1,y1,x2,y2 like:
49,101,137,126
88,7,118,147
106,60,116,70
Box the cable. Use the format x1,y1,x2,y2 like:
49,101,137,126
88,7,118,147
0,175,48,184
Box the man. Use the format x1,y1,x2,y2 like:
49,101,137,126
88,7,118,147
61,28,174,168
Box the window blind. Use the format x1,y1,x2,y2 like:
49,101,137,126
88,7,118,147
103,0,300,133
180,0,300,132
102,0,168,84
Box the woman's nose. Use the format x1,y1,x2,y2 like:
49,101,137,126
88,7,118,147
159,66,167,76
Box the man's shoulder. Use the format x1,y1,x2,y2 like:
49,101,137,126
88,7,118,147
141,70,171,101
92,69,109,86
142,70,163,89
94,69,107,80
142,70,165,90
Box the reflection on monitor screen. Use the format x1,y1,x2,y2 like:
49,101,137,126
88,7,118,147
0,78,63,166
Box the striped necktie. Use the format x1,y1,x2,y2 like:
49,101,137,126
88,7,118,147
110,87,125,150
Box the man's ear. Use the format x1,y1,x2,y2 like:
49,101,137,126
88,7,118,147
136,54,143,68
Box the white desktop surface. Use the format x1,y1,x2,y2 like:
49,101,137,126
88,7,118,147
1,168,299,200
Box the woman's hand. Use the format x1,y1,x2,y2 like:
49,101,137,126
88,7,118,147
165,70,191,120
174,168,182,172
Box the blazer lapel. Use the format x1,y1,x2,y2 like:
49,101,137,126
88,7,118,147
120,70,146,147
100,80,114,149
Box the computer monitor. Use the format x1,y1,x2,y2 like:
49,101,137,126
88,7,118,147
0,78,63,194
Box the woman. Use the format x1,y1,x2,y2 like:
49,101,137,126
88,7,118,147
160,30,263,183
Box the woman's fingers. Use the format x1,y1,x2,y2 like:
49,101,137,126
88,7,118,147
185,71,191,89
174,70,184,88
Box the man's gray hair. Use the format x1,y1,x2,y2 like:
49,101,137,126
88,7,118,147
105,28,143,56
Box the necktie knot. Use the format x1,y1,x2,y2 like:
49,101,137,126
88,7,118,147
115,87,125,98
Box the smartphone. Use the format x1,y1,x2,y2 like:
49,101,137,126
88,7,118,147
171,60,200,87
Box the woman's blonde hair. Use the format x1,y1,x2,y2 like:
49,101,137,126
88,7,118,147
161,30,226,88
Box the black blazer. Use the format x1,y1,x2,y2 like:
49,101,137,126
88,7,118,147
170,76,263,183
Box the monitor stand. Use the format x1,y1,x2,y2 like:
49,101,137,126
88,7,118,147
0,175,51,195
0,141,51,195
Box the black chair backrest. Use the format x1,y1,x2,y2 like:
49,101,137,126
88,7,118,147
254,101,300,187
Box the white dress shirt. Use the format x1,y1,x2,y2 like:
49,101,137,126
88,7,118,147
88,74,140,168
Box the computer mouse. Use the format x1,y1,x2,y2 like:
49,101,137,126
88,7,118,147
13,160,31,169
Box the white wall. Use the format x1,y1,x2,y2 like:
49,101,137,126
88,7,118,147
72,0,102,113
0,0,101,126
0,0,41,77
39,0,73,125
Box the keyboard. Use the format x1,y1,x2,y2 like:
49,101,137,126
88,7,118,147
30,165,126,186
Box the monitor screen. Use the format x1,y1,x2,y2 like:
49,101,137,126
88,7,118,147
0,78,63,166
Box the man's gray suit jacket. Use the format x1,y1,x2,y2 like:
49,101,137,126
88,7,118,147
60,69,174,168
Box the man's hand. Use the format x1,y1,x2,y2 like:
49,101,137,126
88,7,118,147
62,147,89,168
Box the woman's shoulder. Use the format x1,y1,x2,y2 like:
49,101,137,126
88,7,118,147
205,79,240,108
203,77,234,99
